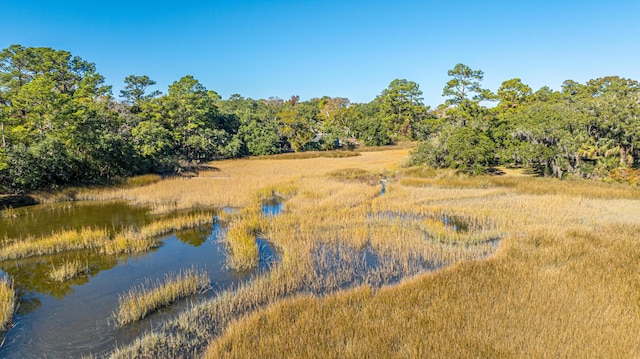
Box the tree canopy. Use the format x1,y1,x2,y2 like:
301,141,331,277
1,44,639,193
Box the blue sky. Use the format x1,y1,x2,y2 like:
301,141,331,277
1,1,639,107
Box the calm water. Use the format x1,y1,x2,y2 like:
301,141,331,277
0,201,278,358
0,201,155,240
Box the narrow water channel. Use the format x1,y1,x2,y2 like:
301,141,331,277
0,201,277,358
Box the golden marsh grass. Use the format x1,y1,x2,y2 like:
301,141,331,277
77,149,409,213
124,174,163,188
0,227,110,261
0,212,213,259
0,275,15,332
67,148,639,358
203,168,640,358
107,150,508,357
221,207,263,271
114,267,211,327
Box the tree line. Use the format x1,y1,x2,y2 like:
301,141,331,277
0,44,638,193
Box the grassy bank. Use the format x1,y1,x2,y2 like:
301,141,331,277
0,227,110,261
221,206,263,271
114,267,211,327
0,212,213,260
0,275,15,333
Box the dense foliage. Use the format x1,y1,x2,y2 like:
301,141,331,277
1,45,638,193
410,65,640,181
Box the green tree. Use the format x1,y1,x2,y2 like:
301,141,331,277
348,102,391,146
442,63,493,106
278,102,316,152
375,79,427,140
120,75,161,108
0,45,136,191
219,94,284,156
497,78,532,111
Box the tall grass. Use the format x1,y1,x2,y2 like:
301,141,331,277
107,155,499,357
0,227,109,261
203,170,640,358
0,275,15,332
0,205,18,218
221,210,262,270
113,267,211,327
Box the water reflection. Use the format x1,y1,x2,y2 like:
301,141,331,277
176,226,211,247
0,201,277,359
261,197,283,217
0,201,152,239
1,251,124,305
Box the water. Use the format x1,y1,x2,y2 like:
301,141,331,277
261,197,284,217
0,201,279,358
0,201,152,239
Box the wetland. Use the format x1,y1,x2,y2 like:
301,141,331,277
1,149,639,358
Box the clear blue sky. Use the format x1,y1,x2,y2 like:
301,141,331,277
2,0,639,107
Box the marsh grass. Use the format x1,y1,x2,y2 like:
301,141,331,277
114,267,211,327
124,174,163,188
107,164,499,358
252,150,359,160
207,225,640,359
0,212,213,259
354,142,416,152
0,205,18,218
203,172,640,358
101,231,159,256
49,259,90,282
401,166,640,199
0,227,110,261
94,149,640,358
222,211,262,271
0,275,15,333
76,150,409,213
327,167,387,186
221,187,292,270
